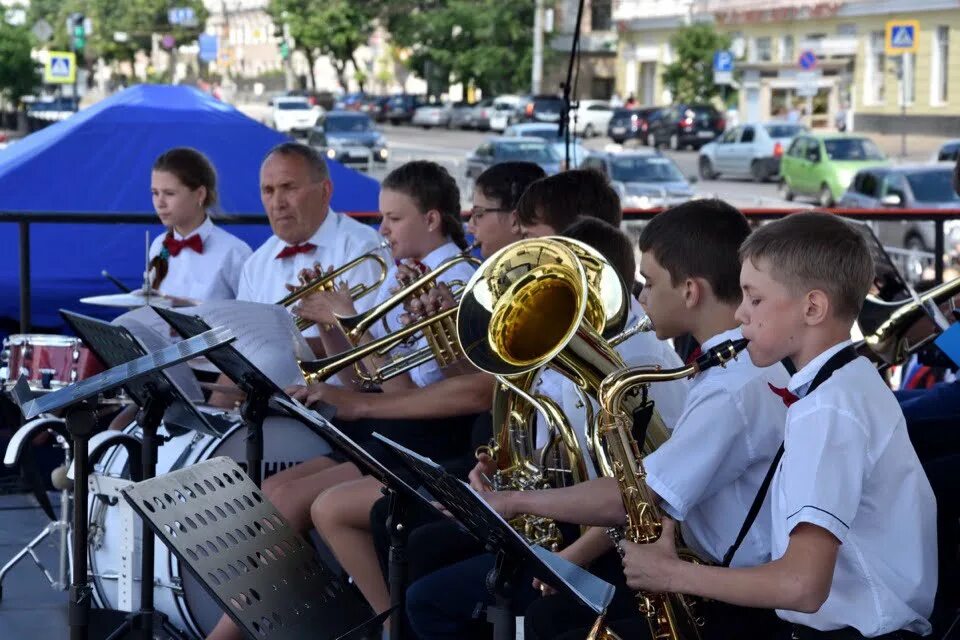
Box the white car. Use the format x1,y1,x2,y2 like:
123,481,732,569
271,96,322,136
570,100,613,137
488,96,524,132
698,121,807,182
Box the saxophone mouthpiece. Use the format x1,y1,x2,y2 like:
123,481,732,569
694,338,750,372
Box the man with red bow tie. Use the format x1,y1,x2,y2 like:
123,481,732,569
236,142,389,337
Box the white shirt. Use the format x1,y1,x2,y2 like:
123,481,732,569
369,241,477,388
236,210,388,336
771,341,937,635
644,327,789,567
148,216,251,301
534,299,691,480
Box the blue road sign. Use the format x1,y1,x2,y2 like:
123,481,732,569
713,51,734,73
199,34,218,62
886,20,919,55
798,50,817,71
168,7,196,26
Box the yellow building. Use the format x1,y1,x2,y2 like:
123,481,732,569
615,0,960,135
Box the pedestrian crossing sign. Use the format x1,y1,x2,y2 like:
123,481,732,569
885,20,919,55
44,51,76,84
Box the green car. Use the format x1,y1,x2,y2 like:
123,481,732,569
779,134,889,207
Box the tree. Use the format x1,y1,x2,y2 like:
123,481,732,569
267,0,377,92
0,22,39,104
661,23,732,104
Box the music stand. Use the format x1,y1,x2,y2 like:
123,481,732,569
271,397,444,639
11,327,236,640
150,307,332,489
119,456,374,640
372,433,616,640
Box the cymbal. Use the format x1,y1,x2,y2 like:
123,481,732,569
79,290,178,309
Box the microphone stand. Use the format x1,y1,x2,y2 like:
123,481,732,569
558,0,586,169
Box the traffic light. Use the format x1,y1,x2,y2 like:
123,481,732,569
70,13,86,53
279,40,290,60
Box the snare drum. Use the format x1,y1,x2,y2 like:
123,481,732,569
88,413,332,638
1,334,104,391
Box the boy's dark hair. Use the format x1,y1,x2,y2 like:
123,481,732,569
475,162,547,211
382,160,467,250
739,212,874,322
638,199,749,305
516,169,622,229
153,147,218,208
563,217,636,290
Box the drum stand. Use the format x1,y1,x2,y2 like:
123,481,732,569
0,416,73,602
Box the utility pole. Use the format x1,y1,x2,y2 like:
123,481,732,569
532,0,544,94
220,0,232,80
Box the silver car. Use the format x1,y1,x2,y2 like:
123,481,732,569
581,150,695,209
411,103,453,128
839,163,960,253
698,121,807,182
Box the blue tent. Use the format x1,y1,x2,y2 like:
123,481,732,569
0,84,380,331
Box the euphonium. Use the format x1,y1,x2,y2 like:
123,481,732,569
457,237,670,477
588,338,749,640
858,275,960,365
278,240,390,331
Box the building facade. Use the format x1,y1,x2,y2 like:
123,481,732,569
614,0,960,134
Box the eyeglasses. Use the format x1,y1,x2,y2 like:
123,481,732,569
469,205,510,222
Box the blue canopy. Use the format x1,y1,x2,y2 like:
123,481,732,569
0,84,380,331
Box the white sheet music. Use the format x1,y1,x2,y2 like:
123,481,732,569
186,301,313,387
112,309,204,403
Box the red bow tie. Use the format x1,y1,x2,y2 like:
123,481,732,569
768,383,799,407
684,346,702,365
275,242,317,260
163,233,203,257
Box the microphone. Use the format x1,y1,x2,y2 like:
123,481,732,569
102,270,132,293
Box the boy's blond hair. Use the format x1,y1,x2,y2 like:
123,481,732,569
739,212,874,321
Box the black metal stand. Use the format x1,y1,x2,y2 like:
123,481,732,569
484,550,519,640
65,403,96,640
385,488,408,640
239,382,271,489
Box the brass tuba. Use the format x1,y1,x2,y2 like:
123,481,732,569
588,338,749,640
278,240,391,331
456,237,670,477
858,275,960,366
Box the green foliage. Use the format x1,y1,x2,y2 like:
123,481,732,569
0,22,40,103
267,0,378,91
661,23,732,103
384,0,534,96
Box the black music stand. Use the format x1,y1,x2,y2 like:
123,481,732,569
271,397,443,639
372,433,617,640
151,307,333,489
11,327,236,640
119,456,374,640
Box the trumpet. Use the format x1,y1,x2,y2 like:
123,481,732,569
278,240,390,331
588,338,749,640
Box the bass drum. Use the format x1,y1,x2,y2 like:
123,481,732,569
88,413,331,638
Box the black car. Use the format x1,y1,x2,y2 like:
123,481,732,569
285,89,335,111
384,94,426,125
519,95,566,124
648,104,726,150
307,112,388,170
607,107,660,144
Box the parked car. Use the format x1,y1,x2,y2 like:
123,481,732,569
839,164,960,252
333,92,367,111
384,94,426,125
359,95,390,122
447,101,477,129
935,139,960,163
647,103,725,150
465,138,563,190
488,96,524,132
607,107,660,145
25,96,79,122
285,89,335,111
779,134,889,207
581,150,695,209
698,121,807,182
570,99,613,137
306,111,388,170
518,94,566,124
469,98,496,131
412,103,453,128
503,122,589,168
270,96,321,136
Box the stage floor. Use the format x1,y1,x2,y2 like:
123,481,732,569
0,492,69,639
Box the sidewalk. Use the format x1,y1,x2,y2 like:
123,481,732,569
868,131,948,162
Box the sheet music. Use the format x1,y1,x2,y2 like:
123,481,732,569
185,300,313,387
113,309,204,403
372,433,615,614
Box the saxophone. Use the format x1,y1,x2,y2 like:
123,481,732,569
588,338,749,640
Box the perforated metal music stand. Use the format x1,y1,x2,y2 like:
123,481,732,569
12,325,236,640
120,456,373,640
